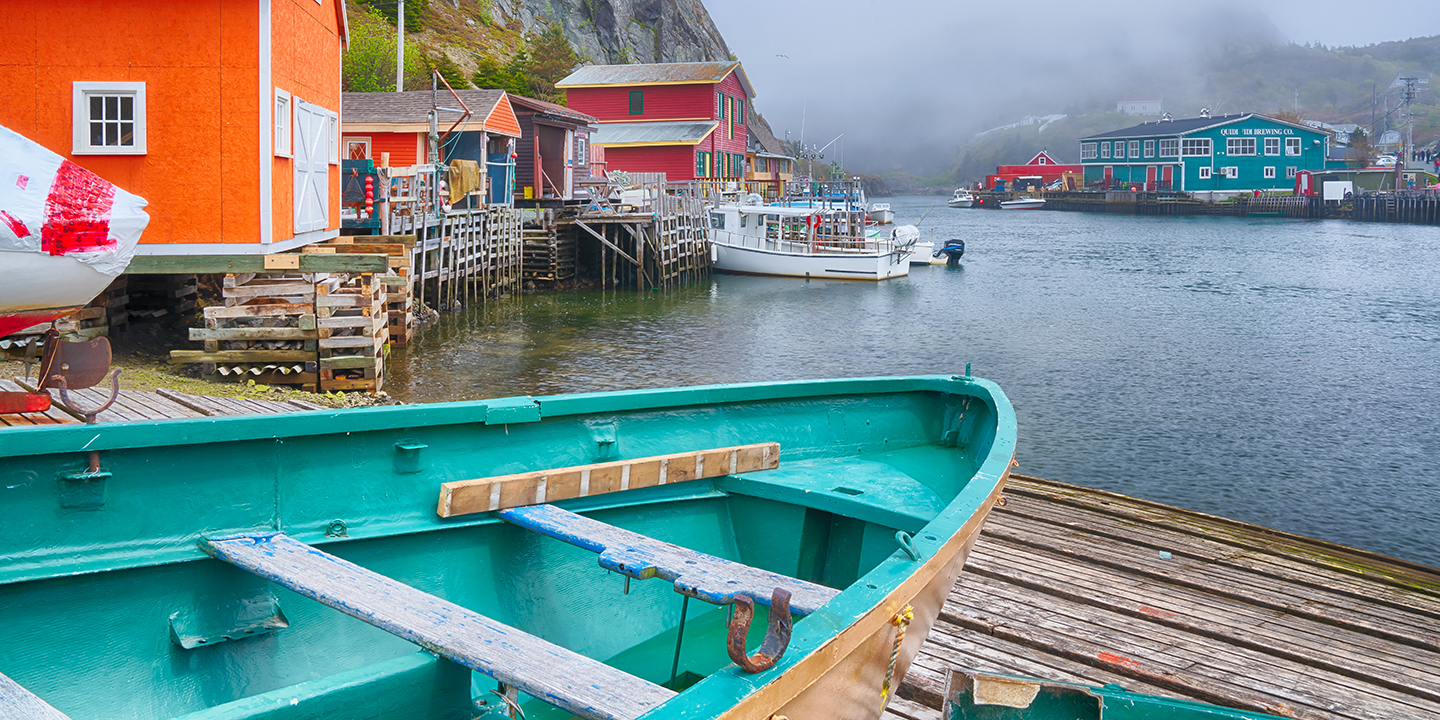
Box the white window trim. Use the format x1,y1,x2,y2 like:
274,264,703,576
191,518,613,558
274,88,292,157
1143,140,1155,158
1101,143,1111,159
1264,166,1276,179
343,137,371,160
1198,166,1212,179
73,81,146,155
1286,138,1302,156
327,110,340,164
1224,166,1238,179
1129,141,1140,159
1264,137,1281,156
1081,143,1097,160
1181,138,1211,157
1286,166,1298,178
1227,137,1256,157
1159,139,1180,158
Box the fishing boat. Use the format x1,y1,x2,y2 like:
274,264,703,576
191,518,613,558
0,124,148,338
999,197,1045,210
710,201,916,281
947,189,975,208
867,203,895,224
0,374,1016,720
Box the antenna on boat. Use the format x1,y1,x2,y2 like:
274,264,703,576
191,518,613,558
914,199,942,227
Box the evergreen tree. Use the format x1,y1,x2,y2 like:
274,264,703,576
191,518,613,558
523,25,584,103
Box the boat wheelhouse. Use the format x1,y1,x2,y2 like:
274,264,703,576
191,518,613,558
708,201,915,281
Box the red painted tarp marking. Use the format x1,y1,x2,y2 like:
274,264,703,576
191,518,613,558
41,160,116,255
16,174,29,189
0,211,29,238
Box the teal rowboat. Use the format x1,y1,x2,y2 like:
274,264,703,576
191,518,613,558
0,375,1015,720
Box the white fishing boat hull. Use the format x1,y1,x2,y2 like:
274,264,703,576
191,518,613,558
1000,198,1045,210
947,198,974,208
868,207,894,224
712,235,911,281
909,241,945,265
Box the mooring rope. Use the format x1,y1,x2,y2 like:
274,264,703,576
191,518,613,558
880,604,915,701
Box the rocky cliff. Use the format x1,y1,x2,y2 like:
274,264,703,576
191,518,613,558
378,0,733,79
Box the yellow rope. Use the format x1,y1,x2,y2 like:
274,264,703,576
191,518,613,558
880,605,915,701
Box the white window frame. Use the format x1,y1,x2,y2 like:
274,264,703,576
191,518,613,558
1128,141,1140,158
1227,137,1256,156
1286,137,1302,156
1263,166,1276,179
1143,140,1155,158
72,81,146,155
1264,137,1281,156
1224,166,1238,179
1181,138,1211,156
274,88,292,157
1286,166,1298,178
1081,143,1098,160
1101,142,1111,159
1159,139,1180,158
343,137,371,160
1198,166,1212,179
1113,141,1124,157
327,110,340,164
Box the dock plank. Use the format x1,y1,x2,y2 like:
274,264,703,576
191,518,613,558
904,475,1440,720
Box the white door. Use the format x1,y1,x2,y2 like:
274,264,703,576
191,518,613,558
293,99,330,234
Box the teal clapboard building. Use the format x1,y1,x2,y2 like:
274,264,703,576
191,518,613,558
1079,113,1330,196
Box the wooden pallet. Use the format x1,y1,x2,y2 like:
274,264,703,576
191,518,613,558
169,274,319,390
316,274,385,393
126,273,196,321
317,236,415,347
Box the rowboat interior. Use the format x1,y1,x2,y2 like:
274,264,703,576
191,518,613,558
0,375,1015,720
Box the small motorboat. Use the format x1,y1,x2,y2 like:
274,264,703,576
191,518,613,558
867,203,894,224
933,239,966,265
0,374,1017,720
947,189,975,208
999,197,1045,210
0,124,147,338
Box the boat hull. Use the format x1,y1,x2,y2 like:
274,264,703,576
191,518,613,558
910,241,946,265
0,251,114,336
0,375,1016,720
713,240,911,281
999,199,1045,210
946,199,974,208
869,209,895,224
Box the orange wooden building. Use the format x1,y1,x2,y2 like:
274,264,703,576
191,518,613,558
0,0,348,257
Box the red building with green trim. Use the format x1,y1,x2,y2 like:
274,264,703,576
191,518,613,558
556,62,755,182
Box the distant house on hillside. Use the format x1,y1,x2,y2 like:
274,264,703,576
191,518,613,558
1080,113,1330,198
1116,99,1163,116
556,62,755,182
341,90,522,207
985,150,1081,191
744,106,794,198
506,95,598,205
1,0,349,255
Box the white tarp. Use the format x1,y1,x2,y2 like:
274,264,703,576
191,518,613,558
0,124,148,278
1323,181,1354,202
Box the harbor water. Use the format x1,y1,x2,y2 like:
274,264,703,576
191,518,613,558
388,196,1440,567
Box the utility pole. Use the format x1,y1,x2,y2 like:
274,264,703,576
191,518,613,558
396,0,405,91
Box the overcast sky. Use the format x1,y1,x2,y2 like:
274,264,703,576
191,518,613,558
706,0,1438,173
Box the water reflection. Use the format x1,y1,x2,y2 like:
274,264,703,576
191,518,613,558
388,199,1440,566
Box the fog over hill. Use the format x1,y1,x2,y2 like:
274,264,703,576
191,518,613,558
706,0,1439,177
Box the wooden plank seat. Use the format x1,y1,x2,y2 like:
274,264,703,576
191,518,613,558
201,532,675,720
0,671,72,719
499,504,841,616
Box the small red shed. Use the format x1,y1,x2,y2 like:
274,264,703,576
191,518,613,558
985,150,1083,191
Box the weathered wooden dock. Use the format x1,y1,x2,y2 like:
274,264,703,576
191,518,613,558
888,474,1440,720
0,378,319,426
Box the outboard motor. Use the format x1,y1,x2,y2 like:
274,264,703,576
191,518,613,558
934,239,966,266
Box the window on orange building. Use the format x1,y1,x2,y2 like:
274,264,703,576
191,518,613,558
73,81,146,155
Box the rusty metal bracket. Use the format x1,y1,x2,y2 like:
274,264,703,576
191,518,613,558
727,587,793,673
51,370,122,475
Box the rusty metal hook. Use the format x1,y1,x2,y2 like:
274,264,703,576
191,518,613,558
52,369,122,425
727,587,793,673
